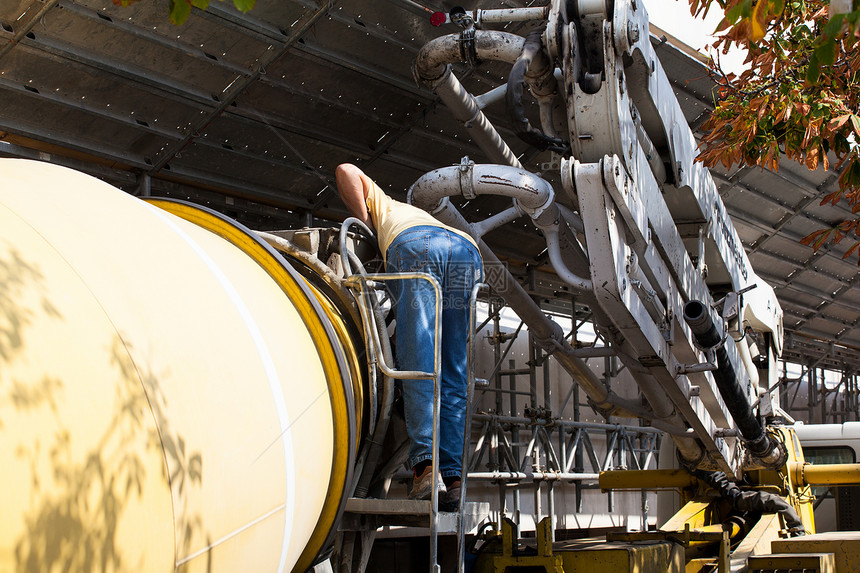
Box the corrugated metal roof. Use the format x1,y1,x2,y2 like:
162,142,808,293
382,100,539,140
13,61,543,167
0,0,857,371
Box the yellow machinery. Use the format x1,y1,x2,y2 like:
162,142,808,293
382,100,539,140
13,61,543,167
469,426,860,572
0,158,365,572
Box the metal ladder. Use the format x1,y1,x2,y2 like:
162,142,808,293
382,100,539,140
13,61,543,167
342,267,488,573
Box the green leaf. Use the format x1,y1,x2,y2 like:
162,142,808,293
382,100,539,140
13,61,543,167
851,114,860,137
169,0,192,24
191,0,209,8
815,37,837,66
806,51,821,83
727,1,745,23
823,14,845,36
233,0,256,12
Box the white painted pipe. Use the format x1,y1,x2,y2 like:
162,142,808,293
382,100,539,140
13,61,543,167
542,225,593,292
414,31,531,81
474,7,550,24
474,83,508,110
471,205,522,237
408,163,553,214
414,30,556,168
735,334,761,388
409,162,594,292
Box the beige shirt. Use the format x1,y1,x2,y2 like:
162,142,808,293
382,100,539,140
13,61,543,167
365,179,478,260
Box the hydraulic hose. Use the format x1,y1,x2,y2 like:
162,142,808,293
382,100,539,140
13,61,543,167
506,25,569,154
695,471,805,536
683,300,775,461
335,221,396,498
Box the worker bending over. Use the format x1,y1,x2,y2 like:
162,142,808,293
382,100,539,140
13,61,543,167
335,163,483,510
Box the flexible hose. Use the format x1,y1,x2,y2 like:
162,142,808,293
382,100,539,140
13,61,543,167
695,470,806,536
683,300,774,460
506,25,569,154
337,223,396,498
353,297,395,498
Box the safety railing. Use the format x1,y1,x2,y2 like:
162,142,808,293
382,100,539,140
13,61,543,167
457,281,489,573
344,271,444,573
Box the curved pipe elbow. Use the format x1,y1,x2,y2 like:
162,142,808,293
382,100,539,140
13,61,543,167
543,226,592,293
409,164,555,214
414,30,551,84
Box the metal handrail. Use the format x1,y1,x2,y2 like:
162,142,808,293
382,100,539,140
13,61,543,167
344,271,444,573
338,217,375,278
458,281,489,573
344,273,441,380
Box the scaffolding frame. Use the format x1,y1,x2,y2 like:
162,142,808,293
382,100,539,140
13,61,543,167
461,292,663,538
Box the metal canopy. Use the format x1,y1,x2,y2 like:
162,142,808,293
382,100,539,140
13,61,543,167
0,0,857,373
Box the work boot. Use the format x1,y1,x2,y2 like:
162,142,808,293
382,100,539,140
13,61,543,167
409,465,445,500
440,480,461,512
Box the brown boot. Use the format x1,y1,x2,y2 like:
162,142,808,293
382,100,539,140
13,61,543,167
409,465,446,500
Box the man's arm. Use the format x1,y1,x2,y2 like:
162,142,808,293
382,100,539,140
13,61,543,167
335,163,375,231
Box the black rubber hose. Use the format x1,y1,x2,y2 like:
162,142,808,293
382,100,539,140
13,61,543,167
505,25,570,154
683,300,773,459
695,470,805,536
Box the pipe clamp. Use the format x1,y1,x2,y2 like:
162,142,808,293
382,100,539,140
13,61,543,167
458,156,476,199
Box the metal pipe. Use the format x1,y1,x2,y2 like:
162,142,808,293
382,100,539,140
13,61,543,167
471,204,521,237
338,217,375,277
414,30,554,168
410,162,595,296
683,300,781,465
471,414,666,436
474,83,507,110
415,30,532,84
599,469,700,490
408,162,553,214
422,67,521,167
457,282,487,573
557,202,585,236
790,462,860,486
0,0,62,61
474,7,550,24
734,333,760,388
468,471,600,481
257,231,344,300
353,294,396,499
345,273,440,381
542,225,592,292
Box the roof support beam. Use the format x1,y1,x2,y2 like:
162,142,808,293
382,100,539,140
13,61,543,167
150,0,340,172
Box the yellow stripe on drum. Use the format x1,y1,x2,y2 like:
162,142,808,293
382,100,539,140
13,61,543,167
146,199,358,573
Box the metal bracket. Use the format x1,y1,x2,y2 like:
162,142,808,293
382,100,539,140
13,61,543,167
458,156,476,199
457,27,480,68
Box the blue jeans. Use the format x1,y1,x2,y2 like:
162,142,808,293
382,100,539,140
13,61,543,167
386,226,483,478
